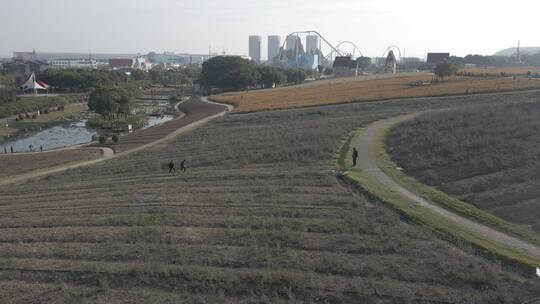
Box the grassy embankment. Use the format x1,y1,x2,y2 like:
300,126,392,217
2,92,539,302
387,102,540,233
0,94,81,119
211,74,540,113
0,149,103,179
339,117,540,268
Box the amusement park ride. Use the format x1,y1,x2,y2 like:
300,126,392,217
275,30,401,74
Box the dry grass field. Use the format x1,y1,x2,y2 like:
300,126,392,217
211,75,540,113
0,149,102,178
387,98,540,233
1,91,540,303
460,66,540,77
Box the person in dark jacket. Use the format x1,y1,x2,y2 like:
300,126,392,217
180,159,187,172
168,160,176,174
352,148,359,167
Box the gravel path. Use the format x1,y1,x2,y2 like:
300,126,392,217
356,114,540,260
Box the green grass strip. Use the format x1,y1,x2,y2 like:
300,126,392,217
337,123,540,268
377,116,540,247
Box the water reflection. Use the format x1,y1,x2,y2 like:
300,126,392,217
2,121,96,152
2,115,176,153
144,115,174,129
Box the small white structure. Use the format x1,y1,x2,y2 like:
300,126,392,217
21,72,49,94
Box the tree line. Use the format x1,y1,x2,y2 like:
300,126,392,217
38,69,129,92
200,56,311,91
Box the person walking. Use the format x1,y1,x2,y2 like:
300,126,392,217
352,148,359,167
180,159,187,172
29,144,33,152
168,160,176,174
10,146,13,153
40,145,43,152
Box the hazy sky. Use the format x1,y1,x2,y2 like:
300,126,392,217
1,0,538,59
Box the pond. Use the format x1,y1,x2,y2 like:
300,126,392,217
2,115,176,153
2,120,96,152
144,115,174,129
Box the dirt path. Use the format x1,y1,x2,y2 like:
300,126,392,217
355,115,540,260
0,97,230,186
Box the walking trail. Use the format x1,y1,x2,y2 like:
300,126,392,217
355,114,540,260
0,97,230,186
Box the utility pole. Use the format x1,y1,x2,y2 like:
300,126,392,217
517,40,522,64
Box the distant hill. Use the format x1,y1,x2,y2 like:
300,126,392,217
494,47,540,56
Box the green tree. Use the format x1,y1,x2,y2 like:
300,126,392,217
201,56,258,90
39,69,128,92
88,87,134,118
356,57,372,71
0,75,18,104
285,68,307,84
257,66,287,88
434,63,458,80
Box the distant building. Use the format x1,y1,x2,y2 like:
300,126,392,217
268,35,281,62
372,57,387,67
306,35,319,53
249,35,262,63
333,56,358,77
13,51,137,62
426,53,450,65
109,58,134,69
133,56,153,71
286,35,303,52
2,59,49,75
146,52,186,67
48,58,98,69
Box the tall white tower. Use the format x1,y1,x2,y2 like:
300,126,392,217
249,35,262,63
286,35,298,51
306,35,319,53
268,35,281,61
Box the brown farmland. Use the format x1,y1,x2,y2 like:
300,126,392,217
460,66,540,77
211,75,540,113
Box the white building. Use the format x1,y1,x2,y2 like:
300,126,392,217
306,35,319,54
47,58,99,69
249,35,261,63
268,35,281,61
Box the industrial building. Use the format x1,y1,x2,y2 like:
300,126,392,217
249,35,262,63
426,53,450,65
268,35,281,62
47,58,100,69
13,51,136,63
333,56,358,77
2,59,49,75
109,58,134,69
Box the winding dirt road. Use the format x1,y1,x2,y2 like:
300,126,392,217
355,115,540,260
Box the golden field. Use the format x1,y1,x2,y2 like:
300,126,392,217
211,75,540,113
460,66,540,76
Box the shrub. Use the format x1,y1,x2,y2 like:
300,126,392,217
98,136,107,144
112,134,119,143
